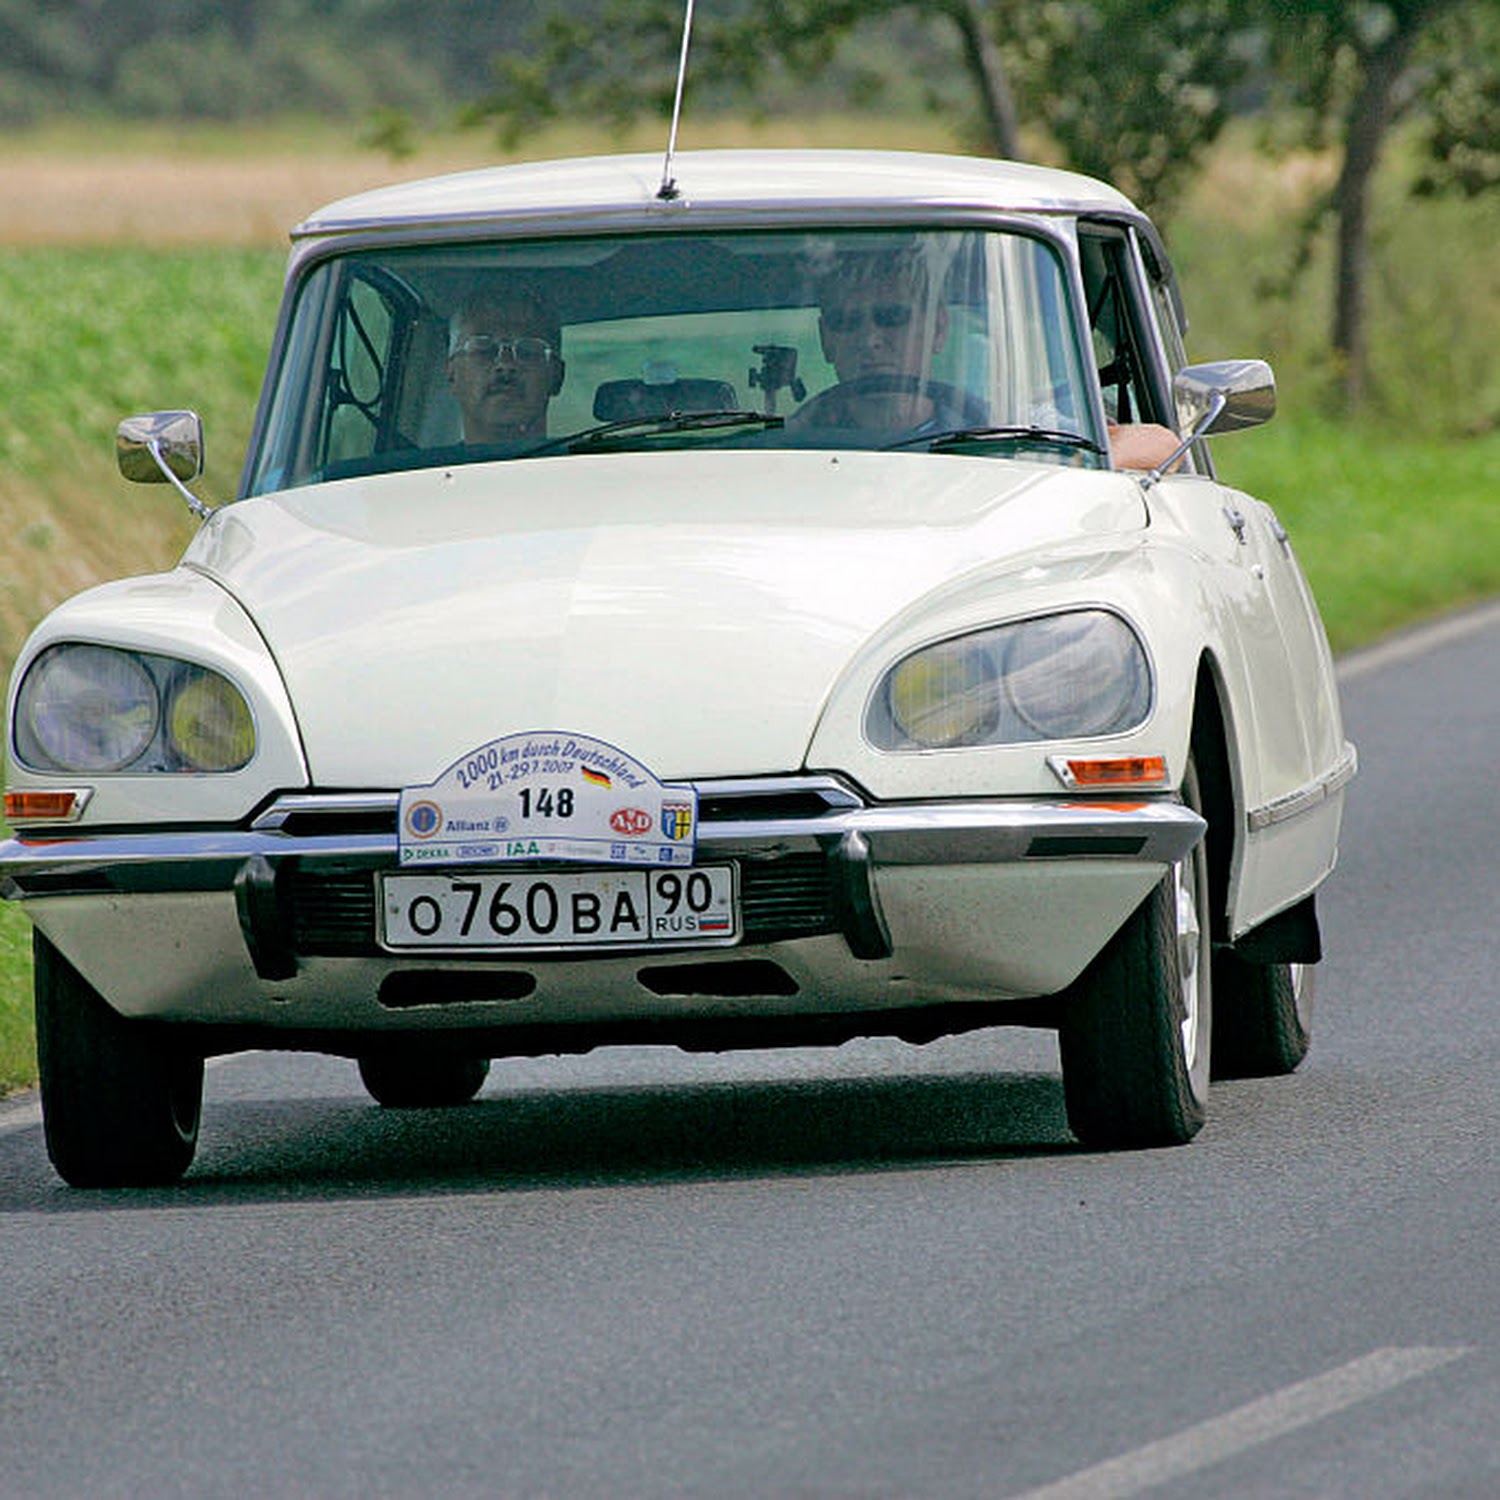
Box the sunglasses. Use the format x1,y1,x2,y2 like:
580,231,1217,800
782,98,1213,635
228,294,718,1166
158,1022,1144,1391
821,302,915,335
452,334,556,367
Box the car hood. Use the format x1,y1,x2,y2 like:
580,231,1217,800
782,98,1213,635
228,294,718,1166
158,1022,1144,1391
187,450,1144,785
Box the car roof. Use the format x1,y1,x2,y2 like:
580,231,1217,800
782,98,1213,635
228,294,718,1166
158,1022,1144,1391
292,149,1141,243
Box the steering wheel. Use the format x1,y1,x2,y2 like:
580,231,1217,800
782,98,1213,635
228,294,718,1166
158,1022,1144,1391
793,373,987,433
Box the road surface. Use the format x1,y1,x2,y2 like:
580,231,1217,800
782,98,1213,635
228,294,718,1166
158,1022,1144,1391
2,604,1497,1498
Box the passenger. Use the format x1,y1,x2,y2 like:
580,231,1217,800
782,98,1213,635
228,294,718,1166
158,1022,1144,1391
446,291,565,444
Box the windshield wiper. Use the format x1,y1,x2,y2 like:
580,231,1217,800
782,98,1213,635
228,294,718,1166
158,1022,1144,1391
520,409,785,458
885,424,1105,457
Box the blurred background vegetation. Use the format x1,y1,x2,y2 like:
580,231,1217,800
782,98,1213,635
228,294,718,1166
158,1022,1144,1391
4,0,1498,413
1,0,1498,1092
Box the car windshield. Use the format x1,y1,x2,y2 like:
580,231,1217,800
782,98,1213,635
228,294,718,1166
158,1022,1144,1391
244,226,1102,497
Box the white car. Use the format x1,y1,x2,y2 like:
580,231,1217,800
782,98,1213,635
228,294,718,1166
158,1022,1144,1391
1,150,1354,1185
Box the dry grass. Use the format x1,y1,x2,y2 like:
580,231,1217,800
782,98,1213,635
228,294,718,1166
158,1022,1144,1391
1,116,968,247
1,133,497,246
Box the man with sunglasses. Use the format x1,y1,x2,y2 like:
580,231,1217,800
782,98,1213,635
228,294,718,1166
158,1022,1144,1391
799,253,956,431
446,290,566,444
800,253,1180,470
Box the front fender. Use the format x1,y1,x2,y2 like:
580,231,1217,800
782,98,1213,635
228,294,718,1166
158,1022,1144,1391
5,570,309,828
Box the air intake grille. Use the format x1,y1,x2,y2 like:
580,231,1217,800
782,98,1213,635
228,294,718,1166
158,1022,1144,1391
286,851,835,956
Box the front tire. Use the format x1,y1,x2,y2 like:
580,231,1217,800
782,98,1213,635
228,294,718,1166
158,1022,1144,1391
34,932,203,1188
357,1052,490,1108
1058,761,1212,1149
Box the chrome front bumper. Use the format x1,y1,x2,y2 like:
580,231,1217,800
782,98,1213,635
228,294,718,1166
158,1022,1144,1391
2,774,1202,973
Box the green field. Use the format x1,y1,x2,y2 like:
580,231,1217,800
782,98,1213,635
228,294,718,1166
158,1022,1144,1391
2,125,1497,1096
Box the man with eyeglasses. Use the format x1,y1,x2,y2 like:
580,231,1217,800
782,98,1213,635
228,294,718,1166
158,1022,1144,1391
446,290,565,444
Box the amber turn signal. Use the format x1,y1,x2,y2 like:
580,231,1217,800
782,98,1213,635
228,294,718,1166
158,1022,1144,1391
3,789,90,822
1050,755,1168,788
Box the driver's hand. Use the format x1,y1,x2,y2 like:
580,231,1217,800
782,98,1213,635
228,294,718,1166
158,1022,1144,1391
1109,422,1182,472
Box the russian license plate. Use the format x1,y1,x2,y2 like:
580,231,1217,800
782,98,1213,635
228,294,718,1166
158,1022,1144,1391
381,865,737,950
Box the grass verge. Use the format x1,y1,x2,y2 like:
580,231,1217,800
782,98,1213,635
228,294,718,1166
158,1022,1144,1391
1215,415,1500,654
0,896,32,1094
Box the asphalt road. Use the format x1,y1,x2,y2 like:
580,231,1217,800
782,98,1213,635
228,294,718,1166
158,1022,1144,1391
2,604,1498,1499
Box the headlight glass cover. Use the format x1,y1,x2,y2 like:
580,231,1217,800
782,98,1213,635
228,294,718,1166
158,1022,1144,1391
868,610,1152,750
14,643,256,774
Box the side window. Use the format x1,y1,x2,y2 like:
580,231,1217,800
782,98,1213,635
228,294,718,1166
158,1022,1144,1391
320,273,409,468
1140,252,1212,474
1077,228,1161,428
1148,268,1189,374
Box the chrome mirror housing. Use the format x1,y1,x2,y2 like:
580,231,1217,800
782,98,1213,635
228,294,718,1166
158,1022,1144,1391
1141,359,1276,489
116,410,212,520
1173,359,1276,439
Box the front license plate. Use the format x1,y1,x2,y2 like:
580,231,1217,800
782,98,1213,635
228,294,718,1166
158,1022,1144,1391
381,865,738,950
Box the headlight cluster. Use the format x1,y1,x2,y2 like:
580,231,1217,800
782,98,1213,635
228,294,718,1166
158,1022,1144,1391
14,643,256,774
867,610,1151,751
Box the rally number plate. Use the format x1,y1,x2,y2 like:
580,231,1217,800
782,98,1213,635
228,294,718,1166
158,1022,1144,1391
381,865,737,951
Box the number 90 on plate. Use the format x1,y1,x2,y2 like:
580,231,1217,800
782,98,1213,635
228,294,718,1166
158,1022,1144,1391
381,864,737,950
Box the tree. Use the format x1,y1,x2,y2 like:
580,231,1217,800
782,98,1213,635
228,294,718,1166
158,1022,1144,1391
470,1,1024,159
1248,0,1500,407
469,0,1252,218
1015,0,1250,217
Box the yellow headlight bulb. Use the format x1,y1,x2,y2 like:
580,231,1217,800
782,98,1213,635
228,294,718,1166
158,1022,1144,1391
887,641,995,747
167,672,255,772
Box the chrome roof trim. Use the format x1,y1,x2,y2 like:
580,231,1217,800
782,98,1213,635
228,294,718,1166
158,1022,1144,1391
291,149,1138,244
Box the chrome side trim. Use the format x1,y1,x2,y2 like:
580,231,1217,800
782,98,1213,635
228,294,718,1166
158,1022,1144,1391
695,775,864,809
1246,742,1358,832
251,792,402,830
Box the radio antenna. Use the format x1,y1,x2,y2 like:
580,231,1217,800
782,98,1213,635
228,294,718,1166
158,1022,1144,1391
657,0,697,200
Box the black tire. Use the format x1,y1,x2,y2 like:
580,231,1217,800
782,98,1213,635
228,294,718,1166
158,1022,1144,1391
1211,954,1314,1079
34,932,203,1188
1058,760,1212,1149
357,1052,490,1108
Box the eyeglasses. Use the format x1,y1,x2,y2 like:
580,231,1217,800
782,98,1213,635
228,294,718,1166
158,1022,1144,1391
821,302,915,335
451,334,557,367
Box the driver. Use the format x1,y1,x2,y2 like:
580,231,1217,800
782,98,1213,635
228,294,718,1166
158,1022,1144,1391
799,251,1182,470
799,251,950,430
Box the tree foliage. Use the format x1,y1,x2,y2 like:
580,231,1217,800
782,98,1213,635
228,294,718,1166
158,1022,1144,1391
1015,0,1250,216
1244,0,1500,406
0,0,545,122
468,0,1252,216
471,0,1500,411
1415,6,1500,198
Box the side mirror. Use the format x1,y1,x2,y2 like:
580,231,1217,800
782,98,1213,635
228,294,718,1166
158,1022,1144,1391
1142,360,1276,489
116,411,212,519
1172,359,1276,439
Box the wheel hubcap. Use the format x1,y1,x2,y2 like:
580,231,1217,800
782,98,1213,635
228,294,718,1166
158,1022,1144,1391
1174,859,1203,1066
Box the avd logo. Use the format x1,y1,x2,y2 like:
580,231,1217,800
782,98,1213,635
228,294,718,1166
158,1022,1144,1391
609,807,653,836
